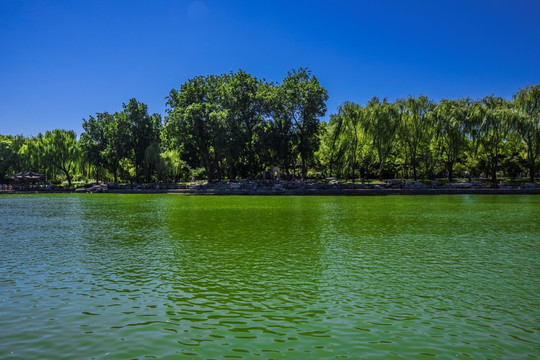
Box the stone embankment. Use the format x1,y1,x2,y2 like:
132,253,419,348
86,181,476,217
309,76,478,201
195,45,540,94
104,180,540,195
3,180,539,195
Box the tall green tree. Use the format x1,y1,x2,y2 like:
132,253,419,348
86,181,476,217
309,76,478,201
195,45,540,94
280,68,328,179
0,135,25,181
397,96,434,180
122,98,161,182
329,102,367,182
263,81,295,175
317,117,338,177
80,113,109,182
364,97,399,180
104,112,131,183
165,75,224,181
432,98,470,182
512,85,540,181
42,129,80,187
17,135,44,178
222,70,266,179
313,121,333,178
468,96,511,185
81,111,131,183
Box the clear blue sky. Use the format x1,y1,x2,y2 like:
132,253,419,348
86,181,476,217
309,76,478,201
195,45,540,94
1,0,539,137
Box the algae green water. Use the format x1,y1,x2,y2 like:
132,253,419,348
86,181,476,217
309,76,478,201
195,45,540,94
0,194,539,359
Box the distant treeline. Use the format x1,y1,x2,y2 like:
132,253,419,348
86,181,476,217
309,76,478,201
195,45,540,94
0,68,538,186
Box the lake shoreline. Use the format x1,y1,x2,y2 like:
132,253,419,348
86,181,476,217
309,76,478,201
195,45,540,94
3,187,540,196
110,187,540,195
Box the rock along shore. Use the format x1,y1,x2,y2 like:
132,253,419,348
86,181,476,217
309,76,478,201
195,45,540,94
3,181,539,196
104,187,540,196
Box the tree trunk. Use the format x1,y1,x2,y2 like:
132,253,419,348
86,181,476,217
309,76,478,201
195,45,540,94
248,135,255,180
59,165,72,187
352,131,358,184
135,156,140,183
64,170,72,187
205,153,213,183
300,145,307,180
215,157,222,182
527,144,535,182
530,156,536,182
447,161,454,182
377,143,383,181
491,159,497,185
412,154,418,181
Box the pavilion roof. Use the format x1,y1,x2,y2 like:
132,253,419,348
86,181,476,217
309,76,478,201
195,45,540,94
11,170,44,181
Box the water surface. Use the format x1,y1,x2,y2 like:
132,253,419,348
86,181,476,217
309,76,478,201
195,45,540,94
1,194,539,359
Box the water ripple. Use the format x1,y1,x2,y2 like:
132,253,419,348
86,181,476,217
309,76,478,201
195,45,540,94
0,194,539,359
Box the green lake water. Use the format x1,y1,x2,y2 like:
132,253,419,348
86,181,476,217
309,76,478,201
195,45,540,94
0,194,539,359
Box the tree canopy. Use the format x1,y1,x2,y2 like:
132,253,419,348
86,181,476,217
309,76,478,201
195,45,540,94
0,70,538,186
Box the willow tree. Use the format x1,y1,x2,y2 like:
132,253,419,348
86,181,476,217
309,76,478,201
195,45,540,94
433,98,470,182
513,85,540,181
313,121,333,178
330,102,367,182
42,129,80,187
364,97,399,180
158,149,187,181
397,96,434,180
468,96,511,185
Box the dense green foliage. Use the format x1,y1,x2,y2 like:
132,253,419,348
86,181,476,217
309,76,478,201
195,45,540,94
0,70,538,185
325,89,539,184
